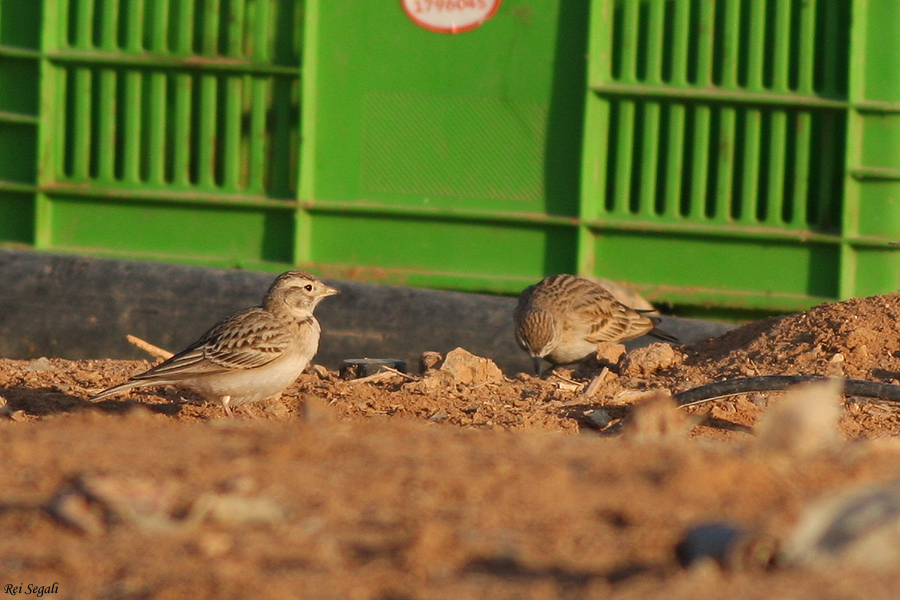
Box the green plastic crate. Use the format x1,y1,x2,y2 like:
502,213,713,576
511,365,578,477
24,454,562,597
580,0,878,312
0,0,898,315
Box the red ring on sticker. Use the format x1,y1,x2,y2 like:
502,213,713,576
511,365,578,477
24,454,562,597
401,0,502,34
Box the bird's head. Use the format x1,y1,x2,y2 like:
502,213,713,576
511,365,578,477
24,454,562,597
264,271,340,319
515,309,559,375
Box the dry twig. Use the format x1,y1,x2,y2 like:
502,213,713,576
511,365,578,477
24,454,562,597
126,335,174,360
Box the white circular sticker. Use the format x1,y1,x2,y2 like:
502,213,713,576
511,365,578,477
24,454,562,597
401,0,502,34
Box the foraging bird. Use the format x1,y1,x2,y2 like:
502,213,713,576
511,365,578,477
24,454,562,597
514,274,677,374
92,271,339,416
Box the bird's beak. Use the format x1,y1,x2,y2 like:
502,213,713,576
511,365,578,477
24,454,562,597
532,355,543,376
323,285,340,297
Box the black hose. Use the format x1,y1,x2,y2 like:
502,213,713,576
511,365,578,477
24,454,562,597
674,375,900,407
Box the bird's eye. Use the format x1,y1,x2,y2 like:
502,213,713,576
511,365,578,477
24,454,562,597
304,284,313,291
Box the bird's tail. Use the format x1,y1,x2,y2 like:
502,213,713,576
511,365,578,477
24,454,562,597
642,314,680,344
648,326,680,344
90,379,150,401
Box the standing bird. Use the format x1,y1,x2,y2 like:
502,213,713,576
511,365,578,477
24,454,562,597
514,274,677,374
92,271,339,416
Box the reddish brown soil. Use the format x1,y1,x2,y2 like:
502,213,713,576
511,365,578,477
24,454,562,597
5,293,900,599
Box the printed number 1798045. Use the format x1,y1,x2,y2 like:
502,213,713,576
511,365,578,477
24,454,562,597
401,0,500,33
411,0,488,12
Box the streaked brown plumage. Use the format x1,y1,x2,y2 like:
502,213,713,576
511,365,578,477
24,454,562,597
514,274,677,373
91,271,339,416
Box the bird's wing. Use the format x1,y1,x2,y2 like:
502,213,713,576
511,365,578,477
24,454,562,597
133,308,300,380
576,287,655,344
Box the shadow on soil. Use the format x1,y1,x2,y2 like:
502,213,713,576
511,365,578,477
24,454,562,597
0,386,183,417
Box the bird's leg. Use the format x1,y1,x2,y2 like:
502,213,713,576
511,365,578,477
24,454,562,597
222,396,234,418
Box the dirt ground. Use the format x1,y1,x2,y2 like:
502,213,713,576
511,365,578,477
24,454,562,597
5,293,900,599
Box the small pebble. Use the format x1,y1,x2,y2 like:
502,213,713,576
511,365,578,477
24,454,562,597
439,348,503,385
749,394,768,407
594,343,626,366
429,410,449,423
676,523,743,567
622,343,680,376
25,357,55,372
584,408,612,429
9,410,28,422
